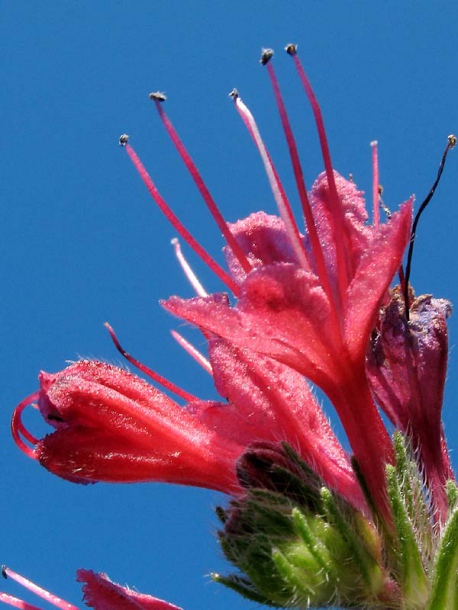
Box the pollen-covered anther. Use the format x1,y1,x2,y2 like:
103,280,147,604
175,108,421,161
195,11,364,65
285,43,297,55
448,134,457,148
228,88,239,99
118,134,129,146
149,91,167,102
260,48,274,65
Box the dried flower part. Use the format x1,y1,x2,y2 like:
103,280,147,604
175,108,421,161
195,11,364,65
367,287,453,520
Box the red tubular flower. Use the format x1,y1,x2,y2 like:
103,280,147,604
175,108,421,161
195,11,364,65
13,360,243,494
163,175,412,514
13,338,365,508
193,335,366,510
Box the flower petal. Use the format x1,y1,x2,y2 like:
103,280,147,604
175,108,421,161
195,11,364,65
344,199,413,360
78,570,182,610
36,361,242,493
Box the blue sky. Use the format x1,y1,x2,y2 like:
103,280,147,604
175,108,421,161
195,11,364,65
1,2,458,609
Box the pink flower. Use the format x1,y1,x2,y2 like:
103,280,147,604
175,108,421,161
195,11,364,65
12,45,452,525
0,566,182,610
13,360,242,493
13,339,364,507
164,173,412,513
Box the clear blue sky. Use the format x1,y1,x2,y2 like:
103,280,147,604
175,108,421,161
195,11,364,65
1,2,458,609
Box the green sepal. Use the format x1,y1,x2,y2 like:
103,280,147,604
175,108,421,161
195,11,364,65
446,479,458,513
426,506,458,609
211,573,275,606
386,461,429,606
392,433,433,558
217,445,391,607
320,487,383,593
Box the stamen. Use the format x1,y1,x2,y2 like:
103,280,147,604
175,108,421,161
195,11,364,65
1,567,78,610
11,393,40,459
149,94,253,276
104,323,198,402
370,141,380,227
286,43,352,293
262,49,340,321
0,591,44,610
171,330,213,375
404,134,456,318
171,238,207,297
119,136,240,296
230,87,312,272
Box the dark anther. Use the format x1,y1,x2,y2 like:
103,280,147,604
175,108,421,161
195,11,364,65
1,566,7,579
148,91,167,102
119,134,129,146
404,135,456,319
47,413,65,423
285,43,298,56
228,88,239,99
260,48,274,65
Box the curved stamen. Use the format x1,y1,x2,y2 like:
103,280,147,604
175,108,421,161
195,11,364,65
229,89,312,272
150,94,253,276
371,141,380,228
104,322,198,403
2,567,78,610
404,134,456,317
120,136,240,297
262,50,341,324
171,238,207,297
171,330,213,375
286,44,352,294
11,393,40,459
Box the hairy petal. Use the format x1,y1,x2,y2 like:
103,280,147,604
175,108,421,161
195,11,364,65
78,570,182,610
163,265,340,389
36,361,242,493
224,212,301,283
189,337,365,509
310,171,372,283
345,199,413,360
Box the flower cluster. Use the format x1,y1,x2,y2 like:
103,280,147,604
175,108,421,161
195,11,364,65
5,46,457,609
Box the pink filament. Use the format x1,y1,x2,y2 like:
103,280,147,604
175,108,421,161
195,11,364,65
232,94,312,272
171,238,207,297
1,568,78,610
11,393,40,459
0,591,43,610
153,100,253,276
371,141,380,227
104,323,198,402
171,330,213,375
123,142,240,296
265,59,341,324
288,48,352,293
